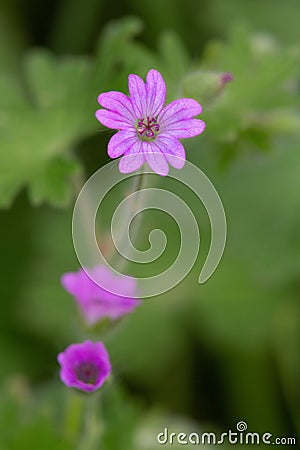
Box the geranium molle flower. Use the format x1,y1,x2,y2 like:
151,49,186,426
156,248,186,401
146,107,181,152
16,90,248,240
57,341,111,392
61,266,140,326
95,69,206,176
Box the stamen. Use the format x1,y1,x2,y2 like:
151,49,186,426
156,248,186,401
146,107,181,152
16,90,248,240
136,116,160,140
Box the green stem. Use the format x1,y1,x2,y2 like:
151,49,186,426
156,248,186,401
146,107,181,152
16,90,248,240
77,393,102,450
72,168,148,273
64,391,85,442
111,169,148,272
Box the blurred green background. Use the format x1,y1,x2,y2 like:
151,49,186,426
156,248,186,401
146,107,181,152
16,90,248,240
0,0,299,448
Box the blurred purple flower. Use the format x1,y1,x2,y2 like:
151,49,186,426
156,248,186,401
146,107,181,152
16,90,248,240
219,72,234,88
61,266,140,326
95,69,206,176
57,340,111,392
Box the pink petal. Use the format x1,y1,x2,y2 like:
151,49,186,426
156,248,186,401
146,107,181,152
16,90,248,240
156,133,186,169
119,140,146,173
95,109,134,130
163,119,206,138
61,272,78,297
128,74,147,118
118,276,138,297
107,130,137,158
146,69,166,117
158,98,202,127
144,142,169,176
98,91,135,122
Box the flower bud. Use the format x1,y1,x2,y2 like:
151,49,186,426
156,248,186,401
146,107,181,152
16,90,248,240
181,70,233,103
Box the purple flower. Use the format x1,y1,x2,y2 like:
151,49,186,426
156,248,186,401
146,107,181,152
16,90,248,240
95,69,206,176
57,340,111,392
61,266,140,326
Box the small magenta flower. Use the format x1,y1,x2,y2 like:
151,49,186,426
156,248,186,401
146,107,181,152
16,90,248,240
61,266,140,326
57,340,111,392
95,69,206,176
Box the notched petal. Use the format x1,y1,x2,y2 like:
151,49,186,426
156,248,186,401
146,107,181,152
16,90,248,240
98,91,135,121
163,118,206,138
156,133,186,169
128,74,147,118
107,130,137,158
146,69,166,117
144,142,169,176
119,141,146,173
95,109,133,130
158,98,202,127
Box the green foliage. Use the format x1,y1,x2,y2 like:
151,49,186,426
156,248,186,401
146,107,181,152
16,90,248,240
0,380,144,450
0,381,72,450
0,52,92,207
182,26,300,165
93,17,158,92
29,155,80,207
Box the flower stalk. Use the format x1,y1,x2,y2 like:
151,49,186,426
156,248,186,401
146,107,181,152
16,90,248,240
76,393,102,450
111,166,148,272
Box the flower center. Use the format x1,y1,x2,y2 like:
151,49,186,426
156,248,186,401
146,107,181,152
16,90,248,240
76,362,99,384
136,117,160,141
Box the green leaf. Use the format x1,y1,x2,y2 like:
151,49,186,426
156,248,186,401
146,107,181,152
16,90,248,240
24,50,93,114
29,156,80,207
93,17,158,92
0,51,94,208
